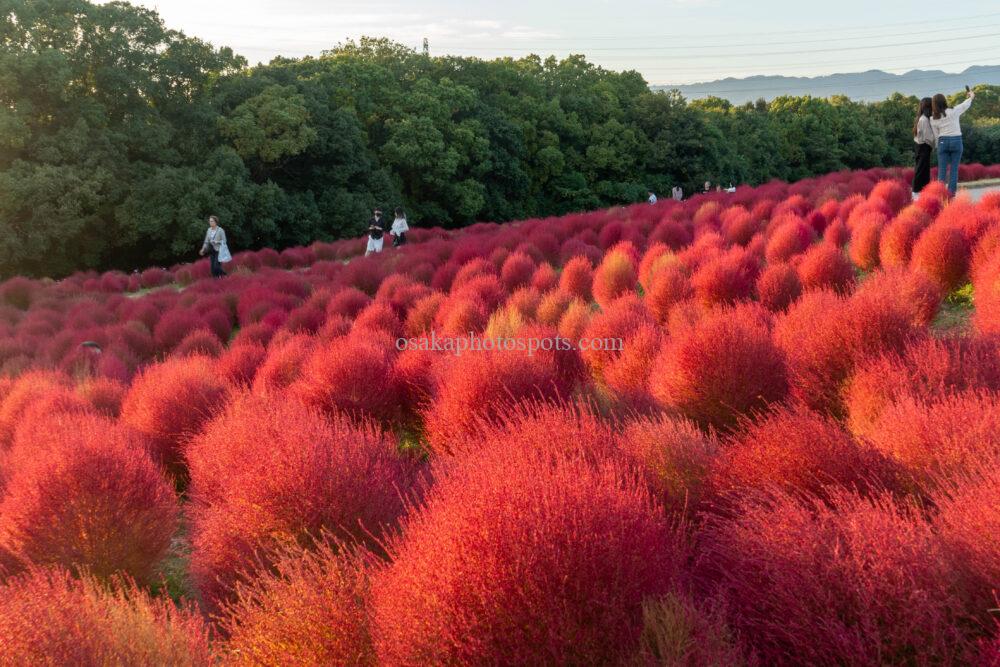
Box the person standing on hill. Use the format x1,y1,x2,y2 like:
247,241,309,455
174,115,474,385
931,89,975,196
391,207,409,247
199,215,230,278
912,97,935,198
672,186,683,201
366,208,387,256
647,190,657,205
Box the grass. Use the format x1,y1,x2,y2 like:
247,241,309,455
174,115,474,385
932,283,974,334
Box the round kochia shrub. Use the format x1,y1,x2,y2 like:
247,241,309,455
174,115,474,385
649,304,788,431
0,568,212,666
222,542,374,666
0,414,177,585
120,355,228,475
708,405,901,501
617,413,718,515
796,242,855,293
755,262,801,311
910,221,971,292
700,490,977,665
371,439,681,665
559,256,594,301
423,346,574,454
187,395,417,611
592,248,637,307
290,336,400,423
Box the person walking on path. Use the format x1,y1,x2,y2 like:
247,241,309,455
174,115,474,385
931,89,975,196
390,207,410,247
366,208,387,256
199,215,230,278
912,97,935,197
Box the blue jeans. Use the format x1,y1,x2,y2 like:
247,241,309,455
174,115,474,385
937,135,963,195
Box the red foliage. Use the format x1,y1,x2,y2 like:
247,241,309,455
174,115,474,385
500,251,536,291
221,542,374,665
844,334,1000,439
650,303,788,431
855,267,943,327
120,355,228,474
880,207,929,268
0,568,213,665
765,217,814,263
869,179,912,214
644,264,691,324
796,242,855,293
910,221,971,292
0,371,70,448
690,248,757,307
592,249,638,308
708,405,901,500
76,376,126,416
848,214,883,271
215,341,267,388
755,262,802,311
290,337,400,423
172,328,224,358
530,262,558,292
326,287,372,319
700,490,976,665
371,439,681,665
187,395,416,610
866,390,1000,489
618,413,718,515
0,413,177,585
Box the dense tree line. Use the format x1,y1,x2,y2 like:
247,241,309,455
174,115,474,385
2,0,999,278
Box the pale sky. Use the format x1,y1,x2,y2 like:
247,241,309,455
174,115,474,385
113,0,1000,84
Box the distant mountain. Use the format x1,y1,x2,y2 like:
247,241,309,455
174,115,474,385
652,65,1000,104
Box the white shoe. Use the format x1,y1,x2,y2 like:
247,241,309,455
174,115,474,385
912,191,919,200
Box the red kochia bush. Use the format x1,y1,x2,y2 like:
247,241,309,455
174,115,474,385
764,216,814,263
0,414,177,585
222,542,374,666
371,440,681,665
848,213,883,271
291,337,400,423
700,490,975,665
880,207,929,268
215,341,267,387
650,304,787,431
0,370,69,447
644,264,691,324
617,413,718,515
855,267,943,327
120,355,228,474
0,568,213,665
843,334,1000,439
866,390,1000,489
423,347,573,455
755,262,802,311
932,465,1000,620
187,395,416,610
500,252,536,291
910,221,972,292
690,249,757,307
708,405,900,501
592,248,637,307
796,242,855,293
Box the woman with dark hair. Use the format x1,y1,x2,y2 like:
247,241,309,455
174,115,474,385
390,207,409,247
199,215,230,278
931,89,975,196
912,97,935,197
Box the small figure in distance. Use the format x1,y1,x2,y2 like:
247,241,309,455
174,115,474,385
726,182,736,193
391,207,409,247
366,208,387,256
715,184,722,192
672,185,683,201
647,190,657,205
199,215,230,279
703,181,711,194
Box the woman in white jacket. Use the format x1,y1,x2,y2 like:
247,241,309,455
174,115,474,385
931,89,975,196
390,207,409,247
199,215,231,278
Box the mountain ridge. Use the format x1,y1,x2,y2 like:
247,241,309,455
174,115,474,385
652,65,1000,104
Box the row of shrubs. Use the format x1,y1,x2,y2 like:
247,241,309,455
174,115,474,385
0,164,999,664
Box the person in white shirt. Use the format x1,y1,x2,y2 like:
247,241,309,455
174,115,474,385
672,186,683,201
390,207,409,247
912,97,935,198
647,190,657,205
931,89,975,196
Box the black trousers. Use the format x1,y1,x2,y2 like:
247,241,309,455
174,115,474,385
392,232,407,247
209,248,227,278
913,143,932,193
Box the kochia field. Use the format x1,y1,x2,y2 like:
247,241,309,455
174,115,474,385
1,164,1000,665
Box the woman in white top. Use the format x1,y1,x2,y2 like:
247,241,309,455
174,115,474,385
930,90,975,196
912,97,935,197
390,207,409,247
199,215,231,278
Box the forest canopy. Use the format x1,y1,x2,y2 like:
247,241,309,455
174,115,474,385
2,0,999,278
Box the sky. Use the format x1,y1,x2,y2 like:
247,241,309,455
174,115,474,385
113,0,1000,85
